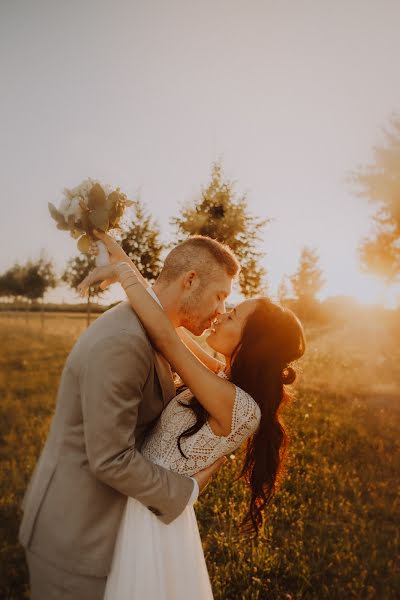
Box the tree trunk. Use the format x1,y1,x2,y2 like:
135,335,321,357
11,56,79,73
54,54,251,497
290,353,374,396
40,297,45,332
25,299,30,324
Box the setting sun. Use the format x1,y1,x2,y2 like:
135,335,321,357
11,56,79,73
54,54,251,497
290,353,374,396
334,272,399,308
1,1,399,599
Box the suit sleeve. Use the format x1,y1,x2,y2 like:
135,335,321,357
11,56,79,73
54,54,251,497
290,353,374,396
80,331,194,525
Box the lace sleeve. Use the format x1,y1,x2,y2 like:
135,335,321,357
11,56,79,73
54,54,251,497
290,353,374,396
144,370,262,478
217,371,261,436
217,371,261,450
228,385,261,438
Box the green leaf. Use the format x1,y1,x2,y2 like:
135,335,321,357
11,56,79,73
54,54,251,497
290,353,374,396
48,202,68,229
109,201,125,228
56,221,70,231
48,202,59,220
79,211,91,233
67,214,76,229
88,183,106,210
106,190,120,209
89,208,109,231
77,234,92,253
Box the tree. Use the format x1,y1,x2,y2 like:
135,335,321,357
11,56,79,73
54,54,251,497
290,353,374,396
0,264,24,302
277,275,291,305
20,258,57,303
62,255,105,327
359,225,400,284
171,162,269,297
120,198,165,283
0,259,57,307
289,247,325,318
349,114,400,284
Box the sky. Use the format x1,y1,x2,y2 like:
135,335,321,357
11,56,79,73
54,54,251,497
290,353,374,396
1,0,400,307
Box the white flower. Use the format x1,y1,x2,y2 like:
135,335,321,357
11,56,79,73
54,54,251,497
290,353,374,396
64,196,83,220
58,195,71,217
55,179,113,229
69,179,93,199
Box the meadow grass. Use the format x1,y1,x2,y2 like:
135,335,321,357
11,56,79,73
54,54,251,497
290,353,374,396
0,311,399,599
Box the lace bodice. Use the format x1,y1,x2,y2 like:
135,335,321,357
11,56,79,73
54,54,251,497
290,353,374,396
141,372,261,476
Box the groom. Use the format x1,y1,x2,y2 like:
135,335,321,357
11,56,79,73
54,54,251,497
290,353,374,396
19,235,240,600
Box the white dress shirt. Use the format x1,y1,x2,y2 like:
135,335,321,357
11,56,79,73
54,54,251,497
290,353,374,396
146,286,199,505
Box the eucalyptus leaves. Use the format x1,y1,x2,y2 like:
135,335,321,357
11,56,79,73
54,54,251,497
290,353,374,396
48,179,134,255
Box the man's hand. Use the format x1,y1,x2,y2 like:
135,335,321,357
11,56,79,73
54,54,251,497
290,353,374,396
192,456,227,494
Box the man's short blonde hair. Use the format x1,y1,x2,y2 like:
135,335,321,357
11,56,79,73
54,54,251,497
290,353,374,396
157,235,240,284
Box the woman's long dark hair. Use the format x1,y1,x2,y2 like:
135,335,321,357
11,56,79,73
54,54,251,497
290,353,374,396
177,298,306,537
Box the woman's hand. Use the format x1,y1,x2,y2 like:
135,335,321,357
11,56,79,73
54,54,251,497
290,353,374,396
89,230,131,290
92,230,129,264
77,264,119,297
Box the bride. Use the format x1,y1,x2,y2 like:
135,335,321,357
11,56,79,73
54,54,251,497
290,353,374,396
78,231,305,600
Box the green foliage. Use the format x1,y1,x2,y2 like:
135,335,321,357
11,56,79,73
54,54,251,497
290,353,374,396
277,276,291,305
21,259,57,301
171,162,269,297
0,259,57,303
77,234,92,254
48,202,69,230
359,217,400,284
120,198,165,284
49,181,135,255
61,254,106,326
349,115,400,283
289,247,325,317
62,255,105,303
1,314,399,599
0,265,25,300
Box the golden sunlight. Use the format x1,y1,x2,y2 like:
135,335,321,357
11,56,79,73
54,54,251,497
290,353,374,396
347,273,399,308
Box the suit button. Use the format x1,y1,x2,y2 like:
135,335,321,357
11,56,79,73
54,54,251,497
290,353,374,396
147,506,162,516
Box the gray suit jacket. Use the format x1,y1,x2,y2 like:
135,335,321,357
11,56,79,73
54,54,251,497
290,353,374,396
19,301,194,577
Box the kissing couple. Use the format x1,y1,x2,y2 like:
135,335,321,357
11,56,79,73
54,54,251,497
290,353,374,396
19,231,305,599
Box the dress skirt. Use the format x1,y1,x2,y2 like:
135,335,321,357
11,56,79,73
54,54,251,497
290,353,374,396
104,496,214,600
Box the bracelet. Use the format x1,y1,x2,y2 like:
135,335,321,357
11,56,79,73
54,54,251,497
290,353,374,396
118,268,136,279
119,274,138,285
116,262,134,276
119,271,138,283
119,271,135,280
123,281,141,291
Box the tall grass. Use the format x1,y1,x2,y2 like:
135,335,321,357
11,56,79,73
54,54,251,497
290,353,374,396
0,312,399,599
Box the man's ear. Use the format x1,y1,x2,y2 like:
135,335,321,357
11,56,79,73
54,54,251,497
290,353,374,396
181,270,197,290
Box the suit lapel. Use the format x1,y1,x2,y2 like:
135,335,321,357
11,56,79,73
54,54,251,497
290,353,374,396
153,350,176,407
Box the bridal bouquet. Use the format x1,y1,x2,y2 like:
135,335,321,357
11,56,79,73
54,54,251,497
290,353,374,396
48,179,134,265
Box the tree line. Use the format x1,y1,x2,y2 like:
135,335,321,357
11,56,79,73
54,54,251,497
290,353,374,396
4,105,400,319
0,161,344,323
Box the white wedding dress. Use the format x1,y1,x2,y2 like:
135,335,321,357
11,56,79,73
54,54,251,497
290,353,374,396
104,372,261,600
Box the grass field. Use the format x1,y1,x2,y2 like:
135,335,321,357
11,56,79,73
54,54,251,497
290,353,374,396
0,310,399,599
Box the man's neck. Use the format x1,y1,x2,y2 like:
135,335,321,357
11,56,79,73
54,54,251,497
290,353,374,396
151,282,181,329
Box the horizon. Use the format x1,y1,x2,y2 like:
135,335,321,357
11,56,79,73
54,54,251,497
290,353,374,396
1,1,400,308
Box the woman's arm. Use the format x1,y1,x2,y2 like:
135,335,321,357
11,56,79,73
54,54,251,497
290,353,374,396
119,266,236,435
93,230,224,374
78,262,236,436
118,255,149,289
92,231,225,374
91,229,150,290
176,328,225,374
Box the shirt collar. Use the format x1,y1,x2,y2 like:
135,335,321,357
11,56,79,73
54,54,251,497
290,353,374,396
146,286,163,309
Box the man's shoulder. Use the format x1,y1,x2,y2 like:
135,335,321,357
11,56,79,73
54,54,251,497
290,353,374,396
100,301,146,334
71,301,152,359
